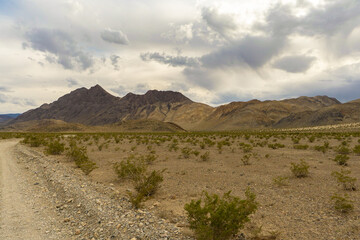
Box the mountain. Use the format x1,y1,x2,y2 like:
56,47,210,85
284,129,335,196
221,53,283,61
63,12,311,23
195,96,341,130
0,114,21,127
13,85,213,129
9,85,360,131
274,100,360,128
2,119,185,132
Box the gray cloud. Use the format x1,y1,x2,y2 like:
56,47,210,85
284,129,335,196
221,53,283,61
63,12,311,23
66,78,78,87
135,83,150,94
261,0,360,38
140,52,200,67
110,86,127,96
201,7,237,38
201,35,285,69
273,55,316,73
110,55,121,70
0,93,36,106
298,0,360,37
25,28,94,71
183,67,218,89
0,87,9,92
0,93,6,103
101,28,129,45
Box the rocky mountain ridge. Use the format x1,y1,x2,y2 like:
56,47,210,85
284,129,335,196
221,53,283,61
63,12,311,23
9,85,360,130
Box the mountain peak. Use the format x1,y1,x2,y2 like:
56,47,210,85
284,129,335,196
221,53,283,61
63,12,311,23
144,89,192,103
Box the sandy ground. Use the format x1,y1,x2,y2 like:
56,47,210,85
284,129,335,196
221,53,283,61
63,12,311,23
0,140,70,240
75,133,360,240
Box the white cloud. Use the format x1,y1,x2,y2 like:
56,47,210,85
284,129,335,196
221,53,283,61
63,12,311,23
1,0,360,113
101,28,129,45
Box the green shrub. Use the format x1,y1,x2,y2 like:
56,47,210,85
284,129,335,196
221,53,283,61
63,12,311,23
308,135,315,143
293,144,309,150
353,145,360,155
144,153,157,164
336,146,350,155
114,156,146,181
181,147,192,158
200,151,210,162
67,144,97,175
331,193,354,213
241,154,251,165
134,169,164,197
128,169,165,209
184,189,258,240
22,135,45,147
268,143,285,149
45,140,65,155
334,154,349,166
331,169,357,191
273,176,289,186
290,160,309,178
314,145,326,153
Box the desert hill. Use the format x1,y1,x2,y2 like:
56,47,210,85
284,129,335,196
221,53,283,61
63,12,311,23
275,100,360,128
8,85,360,131
195,96,341,130
2,119,185,132
14,85,213,129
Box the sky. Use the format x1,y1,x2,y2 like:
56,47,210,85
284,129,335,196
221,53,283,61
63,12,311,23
1,0,360,113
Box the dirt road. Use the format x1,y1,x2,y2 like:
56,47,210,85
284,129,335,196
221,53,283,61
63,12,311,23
0,139,187,240
0,140,70,239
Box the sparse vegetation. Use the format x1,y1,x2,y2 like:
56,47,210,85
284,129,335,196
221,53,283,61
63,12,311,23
45,140,65,155
331,169,357,191
333,154,349,166
273,176,289,186
67,142,97,175
290,160,310,178
331,193,354,213
184,189,258,240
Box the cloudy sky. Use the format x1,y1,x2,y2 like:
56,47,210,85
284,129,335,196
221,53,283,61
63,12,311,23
1,0,360,113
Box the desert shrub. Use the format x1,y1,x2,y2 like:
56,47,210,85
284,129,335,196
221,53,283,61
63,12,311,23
193,150,200,156
181,147,192,158
200,151,210,161
331,169,357,191
67,144,97,175
239,143,253,153
273,176,289,186
331,193,354,213
334,154,349,166
293,144,309,150
144,153,157,164
336,145,350,155
290,160,309,178
114,156,146,181
292,137,300,144
134,169,165,197
128,169,165,209
268,143,285,149
45,140,65,155
23,135,45,147
168,142,179,152
184,189,258,240
307,135,315,143
353,145,360,155
241,154,251,165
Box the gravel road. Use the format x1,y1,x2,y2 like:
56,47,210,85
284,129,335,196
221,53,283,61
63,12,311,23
0,140,189,240
0,139,71,239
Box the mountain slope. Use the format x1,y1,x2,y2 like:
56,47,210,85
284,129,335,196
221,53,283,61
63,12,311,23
13,85,213,129
274,100,360,128
9,85,359,131
195,96,341,130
